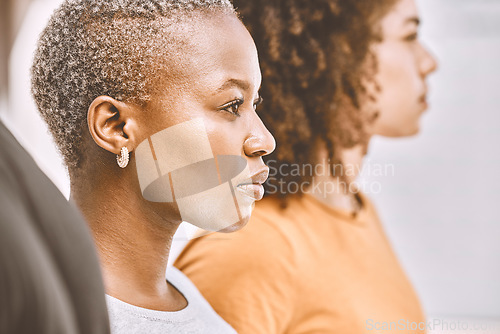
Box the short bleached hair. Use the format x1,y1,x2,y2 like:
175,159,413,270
31,0,235,170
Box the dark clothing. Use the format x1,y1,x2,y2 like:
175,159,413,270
0,121,110,334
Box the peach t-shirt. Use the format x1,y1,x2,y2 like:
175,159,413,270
175,193,426,333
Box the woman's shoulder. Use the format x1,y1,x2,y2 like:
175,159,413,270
173,205,300,334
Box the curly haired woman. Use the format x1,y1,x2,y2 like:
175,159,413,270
175,0,438,333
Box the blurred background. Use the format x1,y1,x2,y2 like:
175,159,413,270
1,0,499,330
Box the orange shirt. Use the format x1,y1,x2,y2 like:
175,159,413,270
175,193,426,334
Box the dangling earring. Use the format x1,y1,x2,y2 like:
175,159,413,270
116,147,129,168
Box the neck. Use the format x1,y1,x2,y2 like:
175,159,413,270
71,167,185,311
307,144,367,213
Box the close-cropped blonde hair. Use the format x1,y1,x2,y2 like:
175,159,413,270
31,0,235,171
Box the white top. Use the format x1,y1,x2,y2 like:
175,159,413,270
106,267,237,334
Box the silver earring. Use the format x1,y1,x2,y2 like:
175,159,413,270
116,147,129,168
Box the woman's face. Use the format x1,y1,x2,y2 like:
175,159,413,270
133,14,275,232
367,0,438,137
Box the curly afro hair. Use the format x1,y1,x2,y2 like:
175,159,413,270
233,0,399,200
31,0,235,171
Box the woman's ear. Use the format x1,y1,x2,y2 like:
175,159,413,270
87,96,139,155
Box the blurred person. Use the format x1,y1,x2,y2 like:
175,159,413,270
31,0,275,333
0,121,110,334
0,2,109,333
175,0,438,333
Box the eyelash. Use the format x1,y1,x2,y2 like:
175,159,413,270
254,96,264,110
219,96,264,117
220,99,244,117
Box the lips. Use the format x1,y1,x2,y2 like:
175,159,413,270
237,183,265,200
419,86,429,109
419,94,428,110
236,168,269,201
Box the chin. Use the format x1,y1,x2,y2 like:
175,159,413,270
218,215,251,233
376,121,421,138
402,120,422,137
406,127,421,137
397,126,420,137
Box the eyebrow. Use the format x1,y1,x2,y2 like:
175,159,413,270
214,78,251,95
406,16,421,26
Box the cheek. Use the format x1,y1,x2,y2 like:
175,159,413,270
134,117,254,232
205,121,246,156
377,47,417,107
370,44,423,136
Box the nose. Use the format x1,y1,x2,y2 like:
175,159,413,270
419,43,438,77
243,115,276,158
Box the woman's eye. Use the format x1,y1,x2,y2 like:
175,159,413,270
253,96,264,110
220,99,243,117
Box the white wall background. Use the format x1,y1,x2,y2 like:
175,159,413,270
2,0,70,195
2,0,499,323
